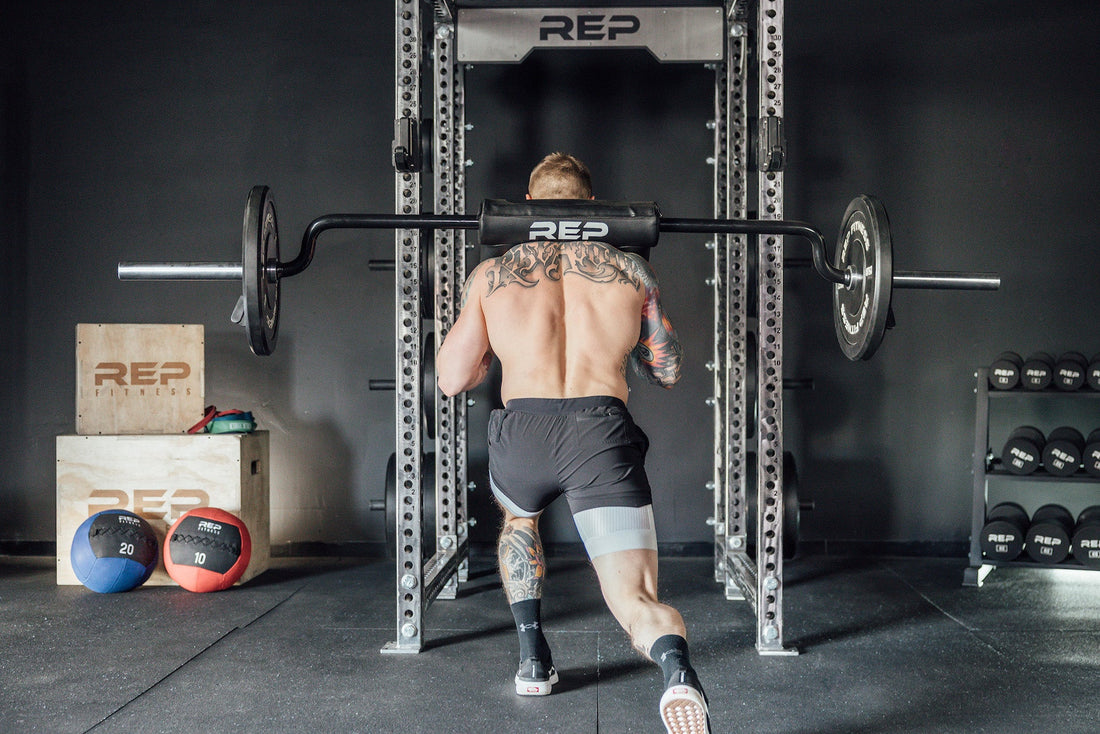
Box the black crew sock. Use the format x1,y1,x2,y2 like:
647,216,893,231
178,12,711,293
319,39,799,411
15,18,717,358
510,599,552,665
649,634,703,693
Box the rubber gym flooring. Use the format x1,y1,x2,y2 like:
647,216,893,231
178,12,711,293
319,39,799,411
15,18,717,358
1,553,1096,733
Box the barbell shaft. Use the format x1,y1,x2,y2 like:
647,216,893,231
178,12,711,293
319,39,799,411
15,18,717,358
116,210,997,293
893,270,1000,290
118,262,244,280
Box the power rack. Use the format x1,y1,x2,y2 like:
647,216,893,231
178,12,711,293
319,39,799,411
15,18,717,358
385,0,797,656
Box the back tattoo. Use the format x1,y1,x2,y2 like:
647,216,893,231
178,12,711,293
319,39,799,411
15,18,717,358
480,242,645,297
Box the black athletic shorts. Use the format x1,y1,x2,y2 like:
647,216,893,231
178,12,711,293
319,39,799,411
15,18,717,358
487,395,652,517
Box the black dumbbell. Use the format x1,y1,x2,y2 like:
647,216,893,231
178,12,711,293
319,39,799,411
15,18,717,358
1084,429,1100,478
980,502,1029,562
1053,351,1088,391
1025,504,1074,564
1087,353,1100,391
1001,426,1045,475
1020,352,1055,390
988,351,1022,390
1041,426,1085,477
1071,506,1100,569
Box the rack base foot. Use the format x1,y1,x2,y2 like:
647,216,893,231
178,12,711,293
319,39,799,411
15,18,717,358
963,563,993,587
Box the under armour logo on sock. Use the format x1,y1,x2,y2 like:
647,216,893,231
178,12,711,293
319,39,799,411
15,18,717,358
518,622,540,632
660,650,676,663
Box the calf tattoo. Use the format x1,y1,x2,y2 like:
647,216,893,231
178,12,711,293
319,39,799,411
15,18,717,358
498,524,546,603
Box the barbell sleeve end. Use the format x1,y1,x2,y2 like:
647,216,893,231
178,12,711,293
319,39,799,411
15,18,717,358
892,270,1000,291
117,262,245,281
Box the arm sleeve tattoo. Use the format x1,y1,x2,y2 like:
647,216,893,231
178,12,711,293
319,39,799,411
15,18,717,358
632,259,683,388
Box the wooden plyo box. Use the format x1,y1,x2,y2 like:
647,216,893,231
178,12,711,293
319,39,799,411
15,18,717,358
76,323,205,435
56,432,270,587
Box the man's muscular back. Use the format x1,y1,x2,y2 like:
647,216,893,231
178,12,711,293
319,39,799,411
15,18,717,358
436,240,682,404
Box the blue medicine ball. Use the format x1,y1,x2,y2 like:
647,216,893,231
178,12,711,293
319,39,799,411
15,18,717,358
70,510,159,593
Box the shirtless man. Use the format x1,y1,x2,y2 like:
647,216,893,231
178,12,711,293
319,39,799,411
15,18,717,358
437,153,710,734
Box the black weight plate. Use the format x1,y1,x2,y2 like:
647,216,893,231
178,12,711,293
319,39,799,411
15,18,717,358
783,451,800,560
421,451,437,553
242,186,280,356
745,330,758,440
384,452,397,557
422,332,436,440
833,195,892,361
745,452,800,560
383,452,437,561
420,236,435,320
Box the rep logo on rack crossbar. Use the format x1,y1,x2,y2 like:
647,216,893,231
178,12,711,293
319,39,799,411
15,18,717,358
539,14,641,42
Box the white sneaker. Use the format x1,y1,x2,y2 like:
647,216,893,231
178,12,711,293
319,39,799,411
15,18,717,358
514,657,559,696
659,682,711,734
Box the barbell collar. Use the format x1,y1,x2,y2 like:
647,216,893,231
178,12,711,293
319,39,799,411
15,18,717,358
117,262,244,280
892,270,1000,291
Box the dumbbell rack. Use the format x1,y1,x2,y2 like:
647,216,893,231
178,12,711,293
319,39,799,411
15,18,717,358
964,368,1100,586
385,0,798,656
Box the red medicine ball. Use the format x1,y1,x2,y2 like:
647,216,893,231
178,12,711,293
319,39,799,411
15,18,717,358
164,508,251,592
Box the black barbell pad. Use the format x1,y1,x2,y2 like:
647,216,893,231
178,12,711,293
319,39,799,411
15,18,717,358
478,199,660,253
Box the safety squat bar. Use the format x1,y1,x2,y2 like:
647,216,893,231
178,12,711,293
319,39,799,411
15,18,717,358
388,0,797,655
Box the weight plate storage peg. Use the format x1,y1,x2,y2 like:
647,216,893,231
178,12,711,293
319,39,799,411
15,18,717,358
1071,506,1100,569
980,502,1029,562
1025,504,1074,564
1000,426,1045,475
1020,352,1054,391
988,351,1023,390
832,195,893,361
1053,351,1088,391
1084,428,1100,478
242,185,281,356
1040,426,1084,477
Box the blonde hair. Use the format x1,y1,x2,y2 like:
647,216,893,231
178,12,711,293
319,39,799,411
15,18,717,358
527,152,593,199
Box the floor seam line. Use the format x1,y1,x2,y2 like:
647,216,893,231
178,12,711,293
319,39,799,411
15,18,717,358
878,561,1012,660
81,584,308,733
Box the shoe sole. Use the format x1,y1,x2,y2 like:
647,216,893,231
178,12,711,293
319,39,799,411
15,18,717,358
514,668,559,696
659,685,710,734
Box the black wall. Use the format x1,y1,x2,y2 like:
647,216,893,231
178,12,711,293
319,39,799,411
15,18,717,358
2,1,1097,553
